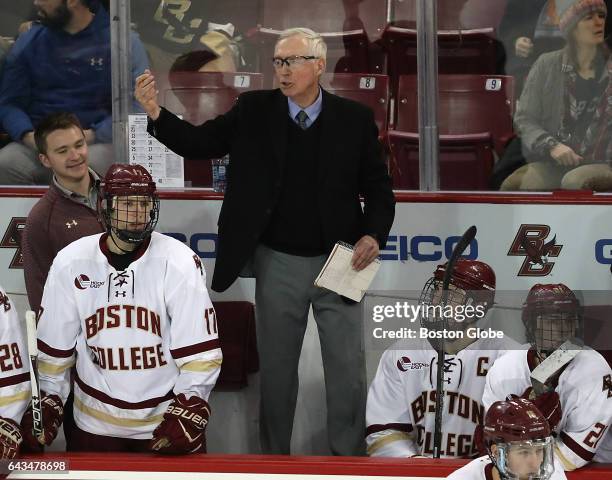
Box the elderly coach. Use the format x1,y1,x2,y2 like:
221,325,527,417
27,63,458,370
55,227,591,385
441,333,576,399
135,27,395,456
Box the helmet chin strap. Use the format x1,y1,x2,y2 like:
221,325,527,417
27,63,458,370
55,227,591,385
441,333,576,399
108,228,141,254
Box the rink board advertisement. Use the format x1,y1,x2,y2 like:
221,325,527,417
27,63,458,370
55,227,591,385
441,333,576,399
1,193,612,458
1,196,612,300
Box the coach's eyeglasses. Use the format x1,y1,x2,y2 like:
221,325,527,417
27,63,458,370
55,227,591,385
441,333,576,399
272,56,318,69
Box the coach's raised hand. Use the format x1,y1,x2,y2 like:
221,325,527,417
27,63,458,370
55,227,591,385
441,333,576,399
135,69,162,121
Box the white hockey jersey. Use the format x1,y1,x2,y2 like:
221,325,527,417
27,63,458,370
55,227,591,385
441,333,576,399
37,232,222,439
446,455,567,480
366,336,520,457
483,348,612,469
0,286,30,424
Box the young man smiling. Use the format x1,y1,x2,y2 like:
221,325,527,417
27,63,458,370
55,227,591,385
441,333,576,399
22,112,104,314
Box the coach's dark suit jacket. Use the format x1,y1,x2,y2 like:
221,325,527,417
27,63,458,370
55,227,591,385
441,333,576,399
149,88,395,292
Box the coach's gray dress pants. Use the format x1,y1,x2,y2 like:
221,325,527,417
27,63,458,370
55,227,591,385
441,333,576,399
253,244,366,456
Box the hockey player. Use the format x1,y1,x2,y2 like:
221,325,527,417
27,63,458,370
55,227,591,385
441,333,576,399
448,398,566,480
20,164,222,454
0,286,30,459
483,284,612,470
366,259,520,457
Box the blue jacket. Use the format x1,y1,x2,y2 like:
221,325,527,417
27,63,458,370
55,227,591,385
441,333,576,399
0,8,148,143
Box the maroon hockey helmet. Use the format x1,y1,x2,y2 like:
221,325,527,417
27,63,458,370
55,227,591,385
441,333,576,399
420,259,496,315
484,398,551,446
484,398,554,480
433,259,496,295
97,164,160,244
522,284,581,356
419,259,496,342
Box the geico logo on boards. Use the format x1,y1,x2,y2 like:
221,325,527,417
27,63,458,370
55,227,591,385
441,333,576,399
164,233,218,259
595,239,612,264
380,235,478,262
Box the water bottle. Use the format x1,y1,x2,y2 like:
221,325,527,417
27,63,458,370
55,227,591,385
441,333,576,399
212,155,229,193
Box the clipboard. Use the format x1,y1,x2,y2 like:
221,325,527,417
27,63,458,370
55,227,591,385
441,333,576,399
314,241,380,302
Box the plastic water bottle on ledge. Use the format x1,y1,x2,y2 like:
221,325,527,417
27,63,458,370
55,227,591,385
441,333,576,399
212,155,229,192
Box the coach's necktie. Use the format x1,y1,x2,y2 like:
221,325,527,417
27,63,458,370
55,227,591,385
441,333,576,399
296,110,309,130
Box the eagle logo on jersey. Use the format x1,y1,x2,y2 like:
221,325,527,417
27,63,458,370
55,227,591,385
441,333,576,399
0,291,10,312
604,374,612,398
193,255,203,276
507,225,563,276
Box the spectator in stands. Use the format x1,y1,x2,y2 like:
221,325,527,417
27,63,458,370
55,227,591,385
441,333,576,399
131,0,245,73
135,27,395,455
168,24,239,76
501,0,612,191
498,0,566,93
0,0,149,185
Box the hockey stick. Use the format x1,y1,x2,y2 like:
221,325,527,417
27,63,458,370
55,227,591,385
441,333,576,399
530,339,584,395
25,310,43,442
433,225,477,459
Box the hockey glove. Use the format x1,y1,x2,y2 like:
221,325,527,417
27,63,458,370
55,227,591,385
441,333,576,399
521,387,562,430
472,424,487,456
20,394,63,448
0,417,22,459
150,393,210,454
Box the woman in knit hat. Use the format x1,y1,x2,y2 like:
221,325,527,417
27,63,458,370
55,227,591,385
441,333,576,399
501,0,612,190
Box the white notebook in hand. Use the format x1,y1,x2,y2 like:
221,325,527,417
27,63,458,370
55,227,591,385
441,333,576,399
314,241,381,302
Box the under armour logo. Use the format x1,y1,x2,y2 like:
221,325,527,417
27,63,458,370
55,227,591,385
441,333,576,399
115,291,126,297
90,57,104,66
66,220,78,229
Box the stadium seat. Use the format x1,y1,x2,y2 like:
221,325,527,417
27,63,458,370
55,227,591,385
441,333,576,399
319,73,390,132
249,0,387,84
389,74,514,190
157,71,264,187
382,26,498,85
213,301,259,389
389,0,507,31
386,130,494,190
256,0,386,40
248,28,383,87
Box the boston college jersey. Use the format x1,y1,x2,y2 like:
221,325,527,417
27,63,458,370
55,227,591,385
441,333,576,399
483,348,612,469
37,232,222,439
366,336,520,457
447,455,567,480
0,286,30,424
